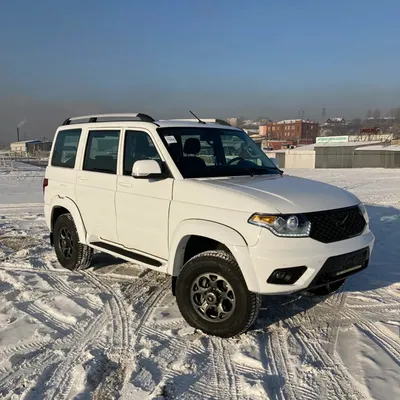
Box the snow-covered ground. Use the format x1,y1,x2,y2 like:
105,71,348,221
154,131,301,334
0,164,399,400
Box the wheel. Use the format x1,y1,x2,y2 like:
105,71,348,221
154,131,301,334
175,250,261,338
53,213,93,271
307,279,346,297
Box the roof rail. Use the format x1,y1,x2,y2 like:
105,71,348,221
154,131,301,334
61,113,155,126
159,118,232,126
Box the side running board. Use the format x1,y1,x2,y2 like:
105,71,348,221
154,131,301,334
90,241,162,267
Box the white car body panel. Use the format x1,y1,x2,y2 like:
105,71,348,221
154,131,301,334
116,176,173,260
199,175,360,214
75,170,119,242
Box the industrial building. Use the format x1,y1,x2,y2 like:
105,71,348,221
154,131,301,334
259,119,319,144
10,139,52,155
10,140,41,153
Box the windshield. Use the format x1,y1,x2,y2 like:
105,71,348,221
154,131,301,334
157,127,280,178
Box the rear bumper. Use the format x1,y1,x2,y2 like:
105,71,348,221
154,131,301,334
248,228,375,294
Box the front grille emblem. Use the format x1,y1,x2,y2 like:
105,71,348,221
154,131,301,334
336,214,349,226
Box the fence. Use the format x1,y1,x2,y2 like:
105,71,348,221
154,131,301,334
0,151,49,168
0,156,14,171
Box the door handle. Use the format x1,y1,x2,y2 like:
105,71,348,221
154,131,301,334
78,176,88,181
119,182,132,188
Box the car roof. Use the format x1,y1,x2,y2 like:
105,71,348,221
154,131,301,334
58,114,241,131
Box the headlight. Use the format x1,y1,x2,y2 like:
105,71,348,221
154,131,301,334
358,202,369,224
248,213,311,237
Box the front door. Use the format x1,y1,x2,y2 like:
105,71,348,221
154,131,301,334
116,129,173,260
75,129,120,242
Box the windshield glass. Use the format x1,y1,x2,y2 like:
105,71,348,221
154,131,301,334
157,127,280,178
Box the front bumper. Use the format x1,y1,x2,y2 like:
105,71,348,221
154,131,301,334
248,227,375,294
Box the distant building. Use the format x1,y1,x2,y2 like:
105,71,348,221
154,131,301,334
259,119,319,144
325,117,346,125
10,140,41,153
10,139,52,154
226,117,238,127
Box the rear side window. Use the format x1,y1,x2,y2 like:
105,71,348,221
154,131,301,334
83,130,120,174
51,129,81,168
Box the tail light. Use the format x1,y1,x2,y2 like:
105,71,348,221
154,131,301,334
43,178,48,194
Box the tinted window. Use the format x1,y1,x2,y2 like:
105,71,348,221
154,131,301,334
83,130,120,174
123,131,161,175
51,129,81,168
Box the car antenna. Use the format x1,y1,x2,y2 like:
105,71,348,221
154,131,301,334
190,110,206,124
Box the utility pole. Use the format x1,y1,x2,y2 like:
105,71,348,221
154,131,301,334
321,105,326,122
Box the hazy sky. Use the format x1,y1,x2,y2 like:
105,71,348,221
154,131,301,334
1,0,400,143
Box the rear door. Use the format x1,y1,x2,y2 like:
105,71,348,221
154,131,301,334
75,129,120,242
116,129,173,260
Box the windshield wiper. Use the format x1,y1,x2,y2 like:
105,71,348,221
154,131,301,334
247,167,279,177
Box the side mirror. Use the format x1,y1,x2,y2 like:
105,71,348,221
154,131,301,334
270,157,279,169
132,160,163,179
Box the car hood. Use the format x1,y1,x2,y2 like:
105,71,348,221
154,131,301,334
199,174,360,214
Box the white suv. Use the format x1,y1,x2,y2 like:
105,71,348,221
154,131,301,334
44,113,375,337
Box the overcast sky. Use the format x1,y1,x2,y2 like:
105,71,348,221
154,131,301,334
1,0,400,144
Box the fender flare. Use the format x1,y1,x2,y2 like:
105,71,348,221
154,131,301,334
49,196,87,244
167,219,260,293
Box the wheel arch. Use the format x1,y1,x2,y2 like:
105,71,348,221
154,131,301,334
50,197,87,244
168,219,260,293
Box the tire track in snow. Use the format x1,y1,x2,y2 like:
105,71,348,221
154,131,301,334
294,327,368,400
208,338,238,400
131,278,171,334
84,270,167,399
356,321,400,366
0,338,52,361
42,313,109,400
258,331,286,400
325,291,348,357
0,265,77,275
41,272,101,312
124,274,215,400
1,270,82,335
85,271,130,353
0,336,74,396
268,328,297,400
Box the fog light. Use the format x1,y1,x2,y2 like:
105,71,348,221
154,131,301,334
267,266,307,284
275,271,287,280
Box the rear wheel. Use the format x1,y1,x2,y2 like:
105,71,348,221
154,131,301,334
176,250,261,338
54,213,93,270
307,279,346,297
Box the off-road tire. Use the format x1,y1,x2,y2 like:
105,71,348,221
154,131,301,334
176,250,261,338
307,278,346,297
54,213,93,271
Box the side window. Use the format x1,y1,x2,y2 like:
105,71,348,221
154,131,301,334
51,129,81,168
83,130,120,174
123,130,161,176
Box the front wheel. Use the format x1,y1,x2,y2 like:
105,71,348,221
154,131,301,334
175,250,261,338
